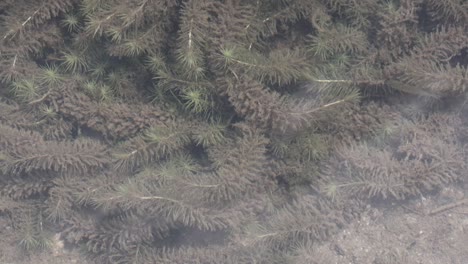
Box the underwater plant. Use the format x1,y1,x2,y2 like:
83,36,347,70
0,0,467,263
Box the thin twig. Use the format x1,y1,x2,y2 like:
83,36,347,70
401,205,423,216
28,91,51,105
428,198,468,216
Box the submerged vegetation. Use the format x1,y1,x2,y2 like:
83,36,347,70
0,0,467,263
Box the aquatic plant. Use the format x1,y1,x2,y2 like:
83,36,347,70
0,0,467,263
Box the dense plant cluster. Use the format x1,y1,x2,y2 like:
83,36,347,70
0,0,467,263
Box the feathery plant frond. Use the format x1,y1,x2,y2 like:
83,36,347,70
308,24,368,60
61,13,82,32
391,60,468,97
145,53,167,74
156,70,215,99
175,0,210,80
218,45,312,86
240,195,345,250
134,155,200,192
83,80,99,95
0,124,43,150
17,208,53,252
84,10,116,38
38,104,57,119
10,78,42,103
320,166,410,201
113,122,192,172
305,66,363,104
320,126,464,201
225,77,359,133
308,81,362,105
105,25,125,43
149,245,274,264
37,64,64,86
192,120,228,147
70,175,115,207
105,69,138,98
105,70,123,86
269,136,292,158
286,240,336,264
109,34,152,57
1,138,109,174
82,81,115,102
148,52,211,93
409,26,468,62
327,0,380,28
114,0,150,30
155,154,200,181
292,131,330,162
96,83,114,103
319,144,411,201
1,0,76,42
60,50,89,73
180,88,212,114
92,178,228,231
81,0,108,14
89,62,108,79
150,59,217,114
200,129,275,201
143,123,192,157
0,53,29,83
45,176,77,222
427,0,468,23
